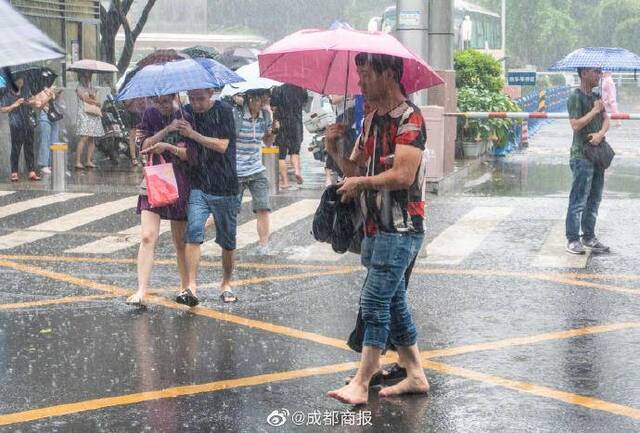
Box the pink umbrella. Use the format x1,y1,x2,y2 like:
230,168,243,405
258,28,444,95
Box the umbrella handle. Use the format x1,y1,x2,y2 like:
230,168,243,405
2,67,18,93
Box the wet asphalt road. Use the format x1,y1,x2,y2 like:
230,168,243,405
0,120,640,432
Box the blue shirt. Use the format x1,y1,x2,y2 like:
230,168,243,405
233,105,272,178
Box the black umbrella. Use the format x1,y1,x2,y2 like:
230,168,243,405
4,65,58,94
219,47,259,71
182,46,221,61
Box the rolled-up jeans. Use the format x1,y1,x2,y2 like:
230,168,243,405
38,110,60,168
565,158,605,242
360,231,424,350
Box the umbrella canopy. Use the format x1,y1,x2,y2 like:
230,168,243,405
221,61,281,96
550,47,640,71
219,47,260,71
117,58,244,100
0,1,64,69
182,46,221,61
118,49,187,92
1,65,58,94
258,28,443,95
67,59,118,72
68,60,118,73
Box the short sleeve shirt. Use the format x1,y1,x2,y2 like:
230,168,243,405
233,105,272,178
567,89,604,160
0,87,34,130
185,101,238,196
352,100,427,234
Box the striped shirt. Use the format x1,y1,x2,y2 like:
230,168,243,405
233,106,272,178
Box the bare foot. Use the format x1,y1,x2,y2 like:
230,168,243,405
295,173,303,184
125,291,146,306
327,381,369,405
378,375,430,398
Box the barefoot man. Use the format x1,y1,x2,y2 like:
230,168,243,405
325,53,429,405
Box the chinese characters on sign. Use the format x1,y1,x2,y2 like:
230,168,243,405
507,71,537,86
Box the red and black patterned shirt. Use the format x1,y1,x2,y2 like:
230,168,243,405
351,100,427,235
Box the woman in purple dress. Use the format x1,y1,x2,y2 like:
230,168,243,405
126,94,193,305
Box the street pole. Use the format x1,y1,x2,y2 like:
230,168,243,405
396,0,428,105
501,0,506,75
428,0,454,71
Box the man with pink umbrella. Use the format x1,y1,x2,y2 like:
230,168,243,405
260,28,443,405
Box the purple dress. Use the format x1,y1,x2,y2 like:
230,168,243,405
136,108,192,221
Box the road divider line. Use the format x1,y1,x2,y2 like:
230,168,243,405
0,294,118,310
423,360,640,420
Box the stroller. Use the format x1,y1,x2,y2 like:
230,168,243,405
98,94,131,164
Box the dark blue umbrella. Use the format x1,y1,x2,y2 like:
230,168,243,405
550,47,640,71
0,1,64,68
117,58,244,100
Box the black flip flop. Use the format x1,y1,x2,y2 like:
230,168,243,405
344,363,407,387
176,288,199,307
219,290,238,303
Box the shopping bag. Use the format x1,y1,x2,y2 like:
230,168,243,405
144,154,179,208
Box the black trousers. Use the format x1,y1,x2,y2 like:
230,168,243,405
10,126,35,173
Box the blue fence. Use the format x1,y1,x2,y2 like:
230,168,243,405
494,85,571,156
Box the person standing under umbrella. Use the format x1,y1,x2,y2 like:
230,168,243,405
75,70,104,169
602,72,622,128
0,72,40,181
324,53,429,405
565,67,610,255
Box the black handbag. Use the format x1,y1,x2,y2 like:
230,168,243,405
46,100,63,122
583,136,615,169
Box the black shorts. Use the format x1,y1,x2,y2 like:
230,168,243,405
276,121,304,159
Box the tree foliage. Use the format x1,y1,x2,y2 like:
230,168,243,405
100,0,158,74
454,49,504,92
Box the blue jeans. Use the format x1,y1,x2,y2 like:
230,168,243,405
185,189,239,250
360,231,424,350
37,111,60,167
565,158,605,242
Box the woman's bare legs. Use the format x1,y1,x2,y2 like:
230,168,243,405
171,220,189,291
128,210,161,304
75,136,88,168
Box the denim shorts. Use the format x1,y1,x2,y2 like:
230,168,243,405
238,170,271,213
359,231,424,350
185,189,239,250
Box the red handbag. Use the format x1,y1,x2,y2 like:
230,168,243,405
144,154,179,208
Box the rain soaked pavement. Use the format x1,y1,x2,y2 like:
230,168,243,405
1,120,640,432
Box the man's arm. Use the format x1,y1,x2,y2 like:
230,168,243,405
587,112,610,146
0,98,24,113
177,120,229,153
570,98,604,132
337,144,422,201
325,124,366,177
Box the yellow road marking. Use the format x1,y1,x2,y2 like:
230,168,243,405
423,360,640,420
0,260,130,296
423,322,640,359
196,268,358,290
0,361,361,426
0,295,117,310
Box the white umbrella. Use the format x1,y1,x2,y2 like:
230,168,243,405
0,1,64,68
221,61,281,96
68,59,118,73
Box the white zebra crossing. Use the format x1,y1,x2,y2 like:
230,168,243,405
0,195,138,250
201,199,320,256
0,192,91,220
67,196,252,254
0,191,16,198
420,206,513,265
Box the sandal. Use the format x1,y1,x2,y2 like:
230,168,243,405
28,172,41,181
295,173,304,185
175,288,199,307
10,173,18,182
125,292,146,307
75,164,85,170
344,363,407,387
85,162,96,169
219,290,238,303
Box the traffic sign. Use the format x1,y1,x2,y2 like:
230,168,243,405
508,70,536,86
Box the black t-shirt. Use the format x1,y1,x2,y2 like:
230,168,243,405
0,86,34,130
185,101,238,196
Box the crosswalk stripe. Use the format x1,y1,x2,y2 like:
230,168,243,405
0,191,16,198
66,221,171,254
421,207,513,265
0,193,91,220
0,196,138,250
201,199,319,256
286,242,343,262
532,208,609,269
66,196,252,255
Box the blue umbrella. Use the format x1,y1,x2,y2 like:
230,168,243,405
550,47,640,71
117,58,244,101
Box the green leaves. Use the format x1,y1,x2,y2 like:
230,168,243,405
454,49,504,93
